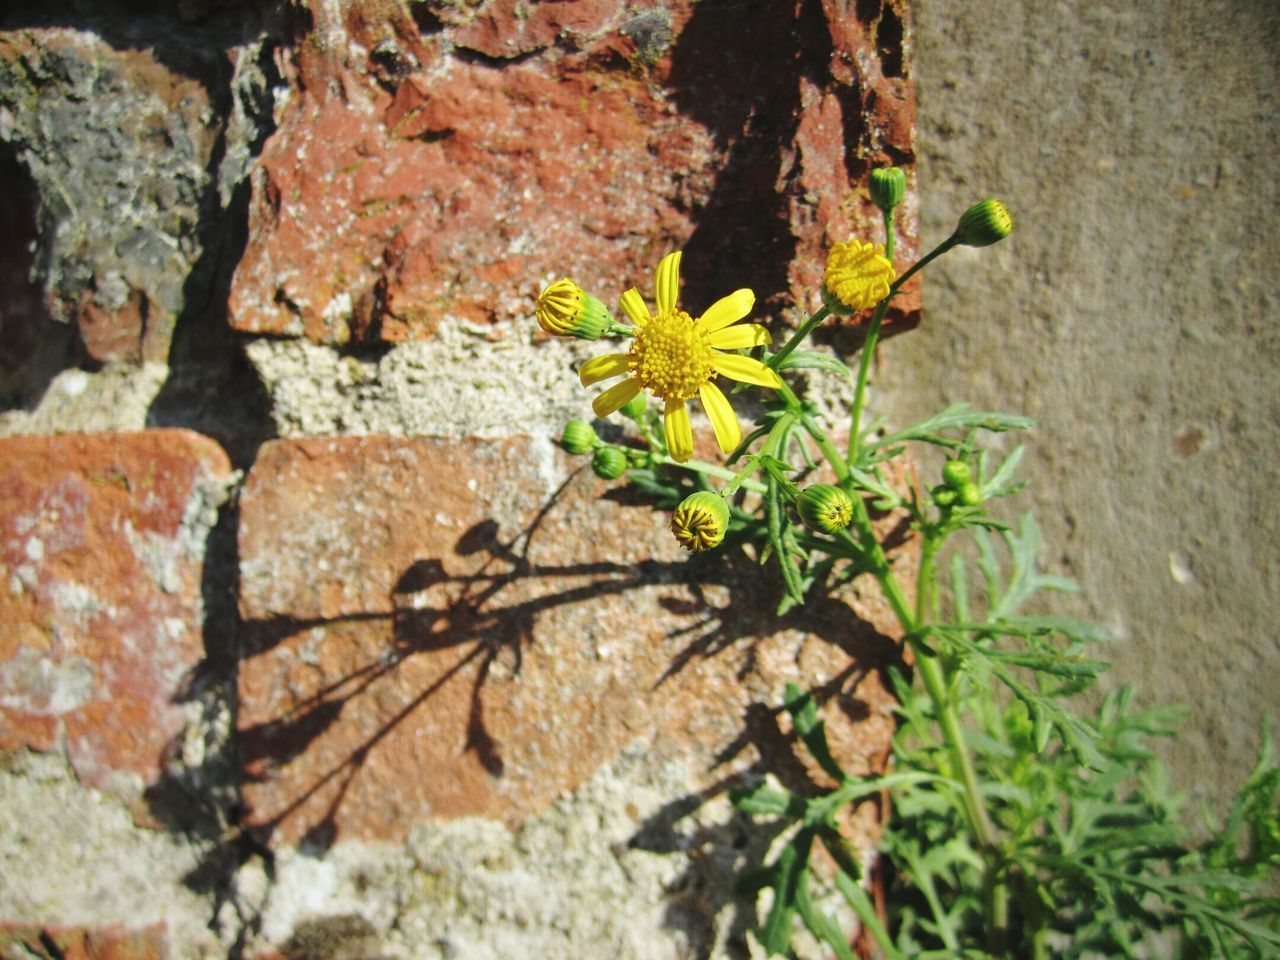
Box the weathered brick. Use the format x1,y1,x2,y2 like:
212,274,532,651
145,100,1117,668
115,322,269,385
237,436,910,846
0,432,233,807
0,922,168,960
228,0,919,345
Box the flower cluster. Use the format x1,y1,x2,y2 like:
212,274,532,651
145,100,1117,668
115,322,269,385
537,176,1012,554
539,252,781,464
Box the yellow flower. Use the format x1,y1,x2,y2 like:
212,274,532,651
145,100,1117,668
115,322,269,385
822,240,895,314
578,251,781,463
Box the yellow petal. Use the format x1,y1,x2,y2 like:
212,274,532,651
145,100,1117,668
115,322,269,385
706,323,772,350
663,400,693,463
699,381,741,454
619,288,648,327
695,289,754,334
592,379,642,417
710,353,783,388
655,251,682,316
579,353,630,386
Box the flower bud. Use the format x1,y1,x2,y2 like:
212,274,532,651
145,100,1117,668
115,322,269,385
796,483,854,534
560,419,598,456
619,393,648,421
822,240,895,314
941,459,971,489
952,199,1013,247
670,491,730,552
590,445,628,480
931,484,958,508
869,166,906,213
536,279,613,340
959,482,983,506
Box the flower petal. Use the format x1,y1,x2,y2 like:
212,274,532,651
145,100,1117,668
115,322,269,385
619,288,649,327
710,353,784,389
579,353,630,386
655,251,682,316
699,381,741,454
706,323,772,350
663,400,693,463
592,378,642,418
695,289,754,334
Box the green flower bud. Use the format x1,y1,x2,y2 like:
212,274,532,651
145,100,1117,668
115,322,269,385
560,419,598,456
795,483,854,534
959,482,983,506
931,484,958,508
952,199,1013,247
536,279,614,340
619,393,648,421
590,445,628,480
869,166,906,213
941,459,971,489
670,491,730,552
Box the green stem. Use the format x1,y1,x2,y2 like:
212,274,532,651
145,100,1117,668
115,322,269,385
846,300,889,464
883,208,896,262
650,454,768,494
768,304,831,372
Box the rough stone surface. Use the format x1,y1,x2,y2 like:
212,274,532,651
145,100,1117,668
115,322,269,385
237,435,907,847
0,28,217,365
0,751,225,957
880,0,1280,816
0,922,169,960
0,430,235,808
228,0,919,346
0,365,170,439
241,748,764,959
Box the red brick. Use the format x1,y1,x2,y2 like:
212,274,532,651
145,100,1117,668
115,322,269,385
0,432,232,806
237,436,910,846
228,0,919,346
0,922,168,960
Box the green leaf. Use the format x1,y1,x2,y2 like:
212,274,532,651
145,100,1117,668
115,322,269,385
995,665,1105,769
936,628,1108,679
867,403,1035,455
778,349,853,375
784,684,847,784
761,829,813,955
731,781,803,818
982,444,1027,498
795,869,858,960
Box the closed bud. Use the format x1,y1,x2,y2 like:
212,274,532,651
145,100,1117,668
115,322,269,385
796,483,854,534
952,199,1013,247
590,445,628,480
932,485,958,508
959,482,983,506
869,166,906,213
941,459,971,489
619,393,648,421
670,491,730,552
536,279,613,340
560,419,598,456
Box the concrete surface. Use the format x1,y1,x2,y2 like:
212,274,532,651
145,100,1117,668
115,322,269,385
886,0,1279,814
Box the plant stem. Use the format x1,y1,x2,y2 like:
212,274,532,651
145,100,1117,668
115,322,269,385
847,300,889,463
768,304,831,372
651,454,768,493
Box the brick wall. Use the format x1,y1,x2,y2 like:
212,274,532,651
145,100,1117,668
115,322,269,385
0,2,917,957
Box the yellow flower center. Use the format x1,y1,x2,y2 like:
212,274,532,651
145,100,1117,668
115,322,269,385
627,309,715,404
